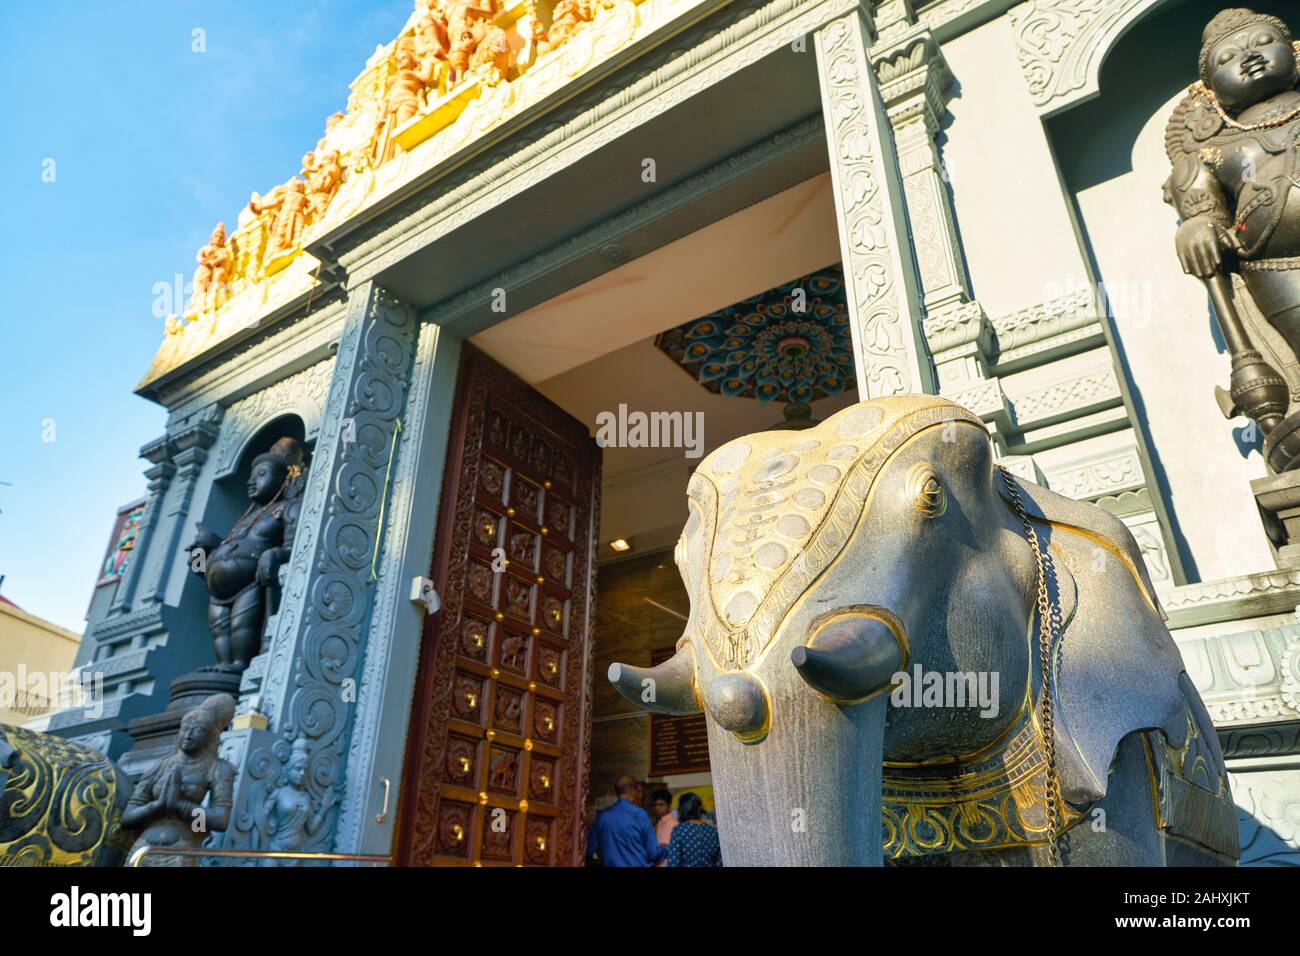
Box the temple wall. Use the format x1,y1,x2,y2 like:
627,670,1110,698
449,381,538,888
941,14,1092,318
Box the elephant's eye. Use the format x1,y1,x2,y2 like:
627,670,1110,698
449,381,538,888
907,462,946,518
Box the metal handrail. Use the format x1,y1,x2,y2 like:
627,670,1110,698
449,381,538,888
127,845,392,867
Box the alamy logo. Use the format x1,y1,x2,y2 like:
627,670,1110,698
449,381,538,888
890,665,1001,718
594,404,705,459
49,886,151,936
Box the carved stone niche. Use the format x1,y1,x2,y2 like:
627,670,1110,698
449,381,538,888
121,415,313,782
1251,471,1300,570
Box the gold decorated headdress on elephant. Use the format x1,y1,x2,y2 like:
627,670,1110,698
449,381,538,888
678,396,982,669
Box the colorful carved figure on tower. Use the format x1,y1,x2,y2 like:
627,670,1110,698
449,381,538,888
469,25,512,85
249,178,311,257
302,146,342,221
446,0,499,84
374,34,442,164
190,222,231,311
102,505,144,578
188,437,307,674
1165,8,1300,471
542,0,594,55
412,0,452,73
258,736,337,865
120,693,237,866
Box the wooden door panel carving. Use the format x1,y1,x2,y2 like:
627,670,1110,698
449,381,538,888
397,348,599,866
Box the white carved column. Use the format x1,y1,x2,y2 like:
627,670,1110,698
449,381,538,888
814,6,935,397
873,27,997,398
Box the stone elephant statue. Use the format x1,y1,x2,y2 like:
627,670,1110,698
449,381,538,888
610,396,1238,866
1,723,135,866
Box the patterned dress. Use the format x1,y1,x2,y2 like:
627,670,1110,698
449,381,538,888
666,821,722,867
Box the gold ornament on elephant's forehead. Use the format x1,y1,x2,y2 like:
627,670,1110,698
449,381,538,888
677,396,984,667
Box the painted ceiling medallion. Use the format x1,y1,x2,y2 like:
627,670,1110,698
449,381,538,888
655,267,855,407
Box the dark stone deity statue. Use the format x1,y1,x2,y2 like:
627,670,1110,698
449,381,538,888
120,693,237,866
188,436,307,672
1165,8,1300,471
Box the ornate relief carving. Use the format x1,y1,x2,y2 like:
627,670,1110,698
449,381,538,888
815,11,932,397
221,283,419,859
1043,447,1143,500
401,351,598,867
1010,367,1120,424
1010,0,1151,113
989,288,1103,355
211,359,336,477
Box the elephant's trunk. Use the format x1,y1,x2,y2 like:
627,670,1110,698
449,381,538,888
707,690,889,866
607,644,701,715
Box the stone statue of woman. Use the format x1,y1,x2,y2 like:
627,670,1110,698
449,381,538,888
121,693,237,867
258,736,337,865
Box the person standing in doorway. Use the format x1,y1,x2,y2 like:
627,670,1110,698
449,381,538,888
666,792,722,867
650,788,676,868
591,775,665,867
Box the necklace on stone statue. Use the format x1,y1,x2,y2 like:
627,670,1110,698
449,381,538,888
1196,80,1300,133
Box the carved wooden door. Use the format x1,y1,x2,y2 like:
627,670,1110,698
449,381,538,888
396,347,599,866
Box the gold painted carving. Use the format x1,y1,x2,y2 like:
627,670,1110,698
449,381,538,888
882,704,1084,860
680,397,983,669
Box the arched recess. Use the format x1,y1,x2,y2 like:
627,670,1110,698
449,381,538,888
1044,0,1292,583
201,415,313,550
1010,0,1179,118
210,359,334,481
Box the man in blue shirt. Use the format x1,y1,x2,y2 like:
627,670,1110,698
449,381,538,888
591,775,666,867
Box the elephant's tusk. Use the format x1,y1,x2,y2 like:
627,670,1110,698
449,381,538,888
607,643,701,715
791,614,905,705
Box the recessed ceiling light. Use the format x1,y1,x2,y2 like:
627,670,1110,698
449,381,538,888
609,538,631,552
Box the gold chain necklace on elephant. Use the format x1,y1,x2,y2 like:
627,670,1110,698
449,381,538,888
997,466,1065,868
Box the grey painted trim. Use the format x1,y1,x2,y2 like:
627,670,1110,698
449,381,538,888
918,0,1024,43
152,298,347,420
336,321,462,855
423,114,828,335
218,280,422,857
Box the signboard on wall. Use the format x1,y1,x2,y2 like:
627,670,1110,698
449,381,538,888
648,646,711,776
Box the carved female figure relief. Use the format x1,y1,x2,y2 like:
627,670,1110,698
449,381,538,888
188,437,307,674
259,737,337,865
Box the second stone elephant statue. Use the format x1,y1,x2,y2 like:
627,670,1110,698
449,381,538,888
1,723,135,866
610,396,1238,866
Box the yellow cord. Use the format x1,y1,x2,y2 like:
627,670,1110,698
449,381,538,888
370,418,403,582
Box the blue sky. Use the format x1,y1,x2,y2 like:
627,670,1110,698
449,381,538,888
0,1,410,631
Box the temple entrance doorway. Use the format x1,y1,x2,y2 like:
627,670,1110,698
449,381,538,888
394,347,601,866
398,172,857,864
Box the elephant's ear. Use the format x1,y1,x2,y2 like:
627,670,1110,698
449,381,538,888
1001,476,1166,619
1000,475,1187,804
